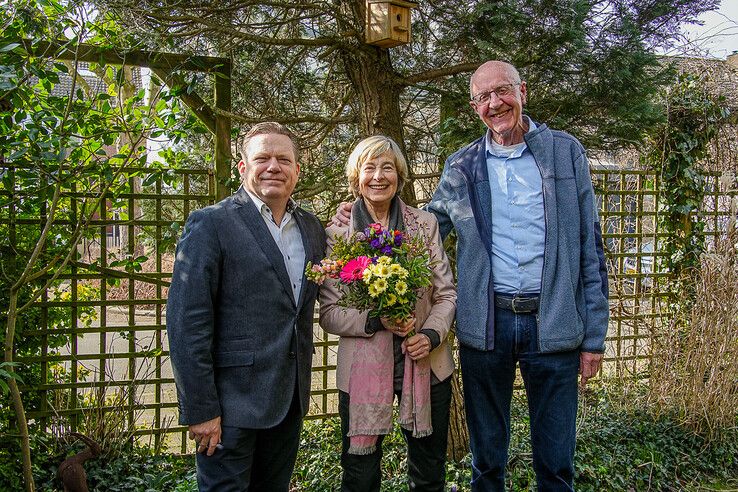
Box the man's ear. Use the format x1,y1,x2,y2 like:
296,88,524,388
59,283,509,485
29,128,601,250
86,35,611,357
520,81,527,106
237,160,246,177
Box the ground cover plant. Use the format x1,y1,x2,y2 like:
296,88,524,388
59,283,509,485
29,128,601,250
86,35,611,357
2,383,736,490
0,431,195,492
298,386,736,490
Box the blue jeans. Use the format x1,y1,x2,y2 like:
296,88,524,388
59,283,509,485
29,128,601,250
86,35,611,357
459,305,579,491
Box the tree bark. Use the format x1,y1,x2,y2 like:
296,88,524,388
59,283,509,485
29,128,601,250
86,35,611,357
5,291,35,492
338,0,417,206
447,341,470,462
119,65,146,256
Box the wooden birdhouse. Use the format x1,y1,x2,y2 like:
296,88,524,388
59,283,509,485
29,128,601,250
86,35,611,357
365,0,418,48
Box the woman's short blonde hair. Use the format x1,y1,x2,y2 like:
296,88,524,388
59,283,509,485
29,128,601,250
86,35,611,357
346,135,408,197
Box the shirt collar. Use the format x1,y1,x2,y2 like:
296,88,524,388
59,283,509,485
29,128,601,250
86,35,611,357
244,188,297,218
485,116,537,159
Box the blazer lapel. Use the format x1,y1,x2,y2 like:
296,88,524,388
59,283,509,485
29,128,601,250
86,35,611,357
233,188,296,307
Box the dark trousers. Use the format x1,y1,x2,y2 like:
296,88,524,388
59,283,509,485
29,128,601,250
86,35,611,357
338,376,452,492
460,307,579,492
195,393,302,492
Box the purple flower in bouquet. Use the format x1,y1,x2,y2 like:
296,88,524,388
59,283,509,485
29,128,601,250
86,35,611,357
365,223,382,237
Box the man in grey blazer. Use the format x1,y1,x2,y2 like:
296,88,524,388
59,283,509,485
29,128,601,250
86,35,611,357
167,122,326,491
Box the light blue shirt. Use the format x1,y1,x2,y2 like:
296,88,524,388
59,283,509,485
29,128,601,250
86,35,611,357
485,117,545,294
246,190,305,303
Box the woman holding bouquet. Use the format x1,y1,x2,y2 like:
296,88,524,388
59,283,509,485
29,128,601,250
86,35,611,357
319,135,457,492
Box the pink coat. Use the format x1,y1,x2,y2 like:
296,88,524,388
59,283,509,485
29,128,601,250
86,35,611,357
319,200,457,392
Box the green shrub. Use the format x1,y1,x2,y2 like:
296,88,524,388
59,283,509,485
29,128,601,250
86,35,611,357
573,387,737,492
9,385,736,491
0,428,194,492
0,430,60,491
84,451,194,492
289,387,737,491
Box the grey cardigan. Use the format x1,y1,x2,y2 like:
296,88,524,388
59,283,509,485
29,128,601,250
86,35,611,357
427,122,609,353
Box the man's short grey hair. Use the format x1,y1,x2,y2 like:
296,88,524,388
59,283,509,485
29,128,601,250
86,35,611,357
240,122,301,161
345,135,408,197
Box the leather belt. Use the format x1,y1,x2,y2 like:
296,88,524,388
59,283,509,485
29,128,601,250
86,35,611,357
494,294,539,314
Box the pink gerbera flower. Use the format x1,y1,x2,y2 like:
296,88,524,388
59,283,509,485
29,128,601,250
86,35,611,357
340,256,371,283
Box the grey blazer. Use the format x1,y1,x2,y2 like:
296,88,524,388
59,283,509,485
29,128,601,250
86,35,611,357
166,187,326,428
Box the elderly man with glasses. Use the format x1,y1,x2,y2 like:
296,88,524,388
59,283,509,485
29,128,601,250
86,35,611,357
426,60,609,491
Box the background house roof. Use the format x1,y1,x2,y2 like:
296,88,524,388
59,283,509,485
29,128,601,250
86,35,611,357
32,62,143,100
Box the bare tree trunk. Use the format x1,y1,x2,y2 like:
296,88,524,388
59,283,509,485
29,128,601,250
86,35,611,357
5,291,35,492
447,341,470,461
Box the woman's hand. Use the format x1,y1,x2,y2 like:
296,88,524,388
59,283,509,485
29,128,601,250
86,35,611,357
403,333,432,360
380,316,415,337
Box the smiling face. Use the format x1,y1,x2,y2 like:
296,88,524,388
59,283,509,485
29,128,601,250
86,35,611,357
358,151,398,209
470,61,528,146
238,133,300,211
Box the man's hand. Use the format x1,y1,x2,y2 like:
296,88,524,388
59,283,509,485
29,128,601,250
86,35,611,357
328,202,352,227
403,333,432,361
189,416,222,456
381,316,415,337
579,352,603,387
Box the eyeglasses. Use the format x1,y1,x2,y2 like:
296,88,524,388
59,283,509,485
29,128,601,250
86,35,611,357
470,83,520,105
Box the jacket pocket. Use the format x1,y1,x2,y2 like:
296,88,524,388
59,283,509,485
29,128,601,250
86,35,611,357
213,350,254,368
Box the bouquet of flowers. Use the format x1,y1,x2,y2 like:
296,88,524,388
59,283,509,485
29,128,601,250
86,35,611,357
306,223,434,322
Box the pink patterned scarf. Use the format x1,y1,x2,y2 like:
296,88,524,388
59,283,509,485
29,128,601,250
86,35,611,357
346,329,432,455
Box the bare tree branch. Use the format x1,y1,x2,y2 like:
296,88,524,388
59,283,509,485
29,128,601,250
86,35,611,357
402,62,482,86
213,107,355,125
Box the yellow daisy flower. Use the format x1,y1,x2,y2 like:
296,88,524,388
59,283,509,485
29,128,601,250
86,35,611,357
373,278,388,293
386,293,397,306
395,280,408,295
368,283,380,297
375,264,391,278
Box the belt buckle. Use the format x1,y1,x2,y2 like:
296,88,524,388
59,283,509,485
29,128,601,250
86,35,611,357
511,296,525,314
